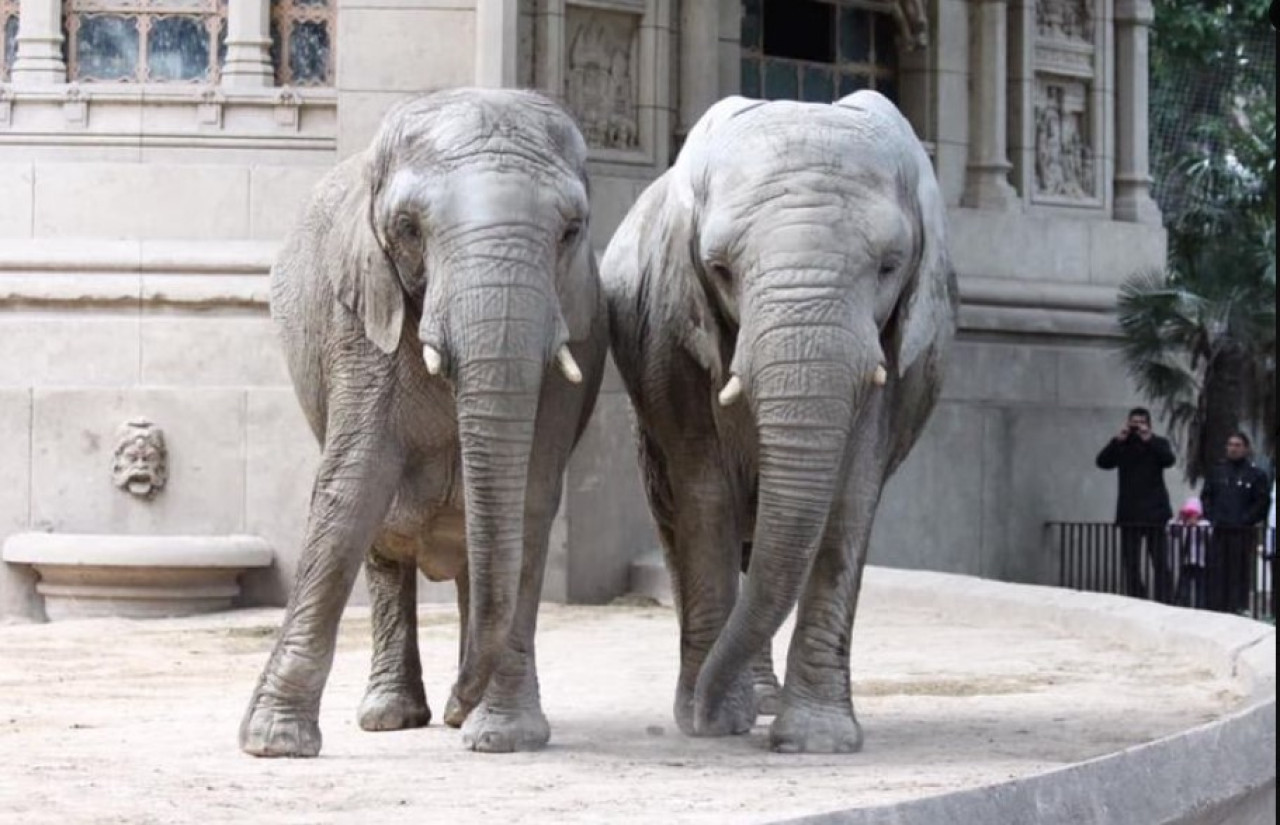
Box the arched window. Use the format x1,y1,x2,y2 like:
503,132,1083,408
741,0,899,103
63,0,228,82
270,0,332,86
1,0,18,81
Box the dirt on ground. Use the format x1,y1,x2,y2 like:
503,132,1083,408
0,594,1245,824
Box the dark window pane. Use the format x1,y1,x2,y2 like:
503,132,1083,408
875,76,898,103
289,18,328,84
148,15,209,81
4,15,17,77
837,71,868,98
801,65,833,102
762,59,798,100
740,1,761,51
293,0,328,6
839,7,871,63
873,12,898,71
763,0,833,63
76,15,140,81
741,57,761,98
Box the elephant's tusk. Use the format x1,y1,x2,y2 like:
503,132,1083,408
556,345,583,384
718,374,743,407
422,345,443,376
872,364,888,387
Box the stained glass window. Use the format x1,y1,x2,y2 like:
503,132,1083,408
64,0,227,83
270,0,331,86
741,0,898,103
1,0,18,81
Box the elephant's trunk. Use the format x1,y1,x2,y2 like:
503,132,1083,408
440,251,559,709
696,290,882,719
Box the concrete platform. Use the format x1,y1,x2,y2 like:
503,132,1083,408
0,567,1273,824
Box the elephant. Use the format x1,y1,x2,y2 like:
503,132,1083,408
601,91,957,753
239,88,608,757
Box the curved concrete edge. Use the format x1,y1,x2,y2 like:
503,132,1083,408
859,567,1276,701
776,567,1277,825
1,533,274,568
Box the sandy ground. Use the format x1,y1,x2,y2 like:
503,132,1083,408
0,592,1244,825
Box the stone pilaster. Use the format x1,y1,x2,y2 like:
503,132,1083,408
677,0,719,141
221,0,275,87
475,0,519,88
962,0,1019,209
10,0,65,84
1112,0,1161,224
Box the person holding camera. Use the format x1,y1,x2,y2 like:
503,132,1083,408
1096,407,1177,602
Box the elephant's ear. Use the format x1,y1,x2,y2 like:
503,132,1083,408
601,169,722,386
559,229,600,343
328,155,405,355
835,91,957,376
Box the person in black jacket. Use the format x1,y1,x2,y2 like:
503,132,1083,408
1096,407,1176,602
1201,431,1271,614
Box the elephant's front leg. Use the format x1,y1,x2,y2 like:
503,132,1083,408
455,378,586,752
239,442,401,758
740,549,782,716
770,436,884,754
669,464,752,736
357,543,431,732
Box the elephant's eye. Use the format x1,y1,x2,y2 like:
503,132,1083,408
561,220,583,247
394,213,421,242
878,258,900,277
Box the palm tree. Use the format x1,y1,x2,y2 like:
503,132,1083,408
1116,97,1276,484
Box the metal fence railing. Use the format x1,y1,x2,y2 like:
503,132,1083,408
1046,522,1276,622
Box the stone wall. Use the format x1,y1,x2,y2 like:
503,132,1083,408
0,0,1173,619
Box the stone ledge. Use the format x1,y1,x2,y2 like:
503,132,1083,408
3,533,274,568
0,243,1125,339
3,533,275,621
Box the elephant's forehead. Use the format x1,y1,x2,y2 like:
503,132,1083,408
708,112,899,179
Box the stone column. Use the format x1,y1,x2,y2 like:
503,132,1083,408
1113,0,1161,224
10,0,65,84
221,0,274,87
475,0,518,88
962,0,1018,209
678,0,719,142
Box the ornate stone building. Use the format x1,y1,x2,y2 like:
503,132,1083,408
0,0,1168,618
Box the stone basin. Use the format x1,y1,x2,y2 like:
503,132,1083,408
1,532,273,621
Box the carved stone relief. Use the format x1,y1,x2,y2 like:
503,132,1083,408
1036,0,1093,42
1034,78,1095,199
111,418,168,500
564,6,640,151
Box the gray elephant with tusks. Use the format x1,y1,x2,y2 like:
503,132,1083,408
602,91,957,753
240,89,607,757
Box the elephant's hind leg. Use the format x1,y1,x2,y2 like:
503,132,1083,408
240,441,401,758
357,542,431,732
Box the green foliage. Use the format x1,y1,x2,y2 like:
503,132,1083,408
1117,2,1275,482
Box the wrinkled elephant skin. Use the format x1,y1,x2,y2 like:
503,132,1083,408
602,92,957,753
240,89,607,757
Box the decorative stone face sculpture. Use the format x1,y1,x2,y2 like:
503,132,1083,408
111,419,168,500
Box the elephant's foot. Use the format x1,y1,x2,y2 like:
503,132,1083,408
692,674,756,737
443,683,475,728
753,677,782,717
357,683,431,732
769,700,863,754
459,701,550,753
239,692,322,758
